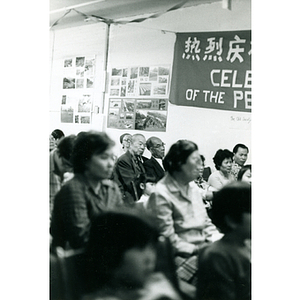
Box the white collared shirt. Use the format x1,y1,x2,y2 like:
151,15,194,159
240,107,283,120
153,156,164,170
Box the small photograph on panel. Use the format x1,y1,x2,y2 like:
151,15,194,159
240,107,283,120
130,67,138,79
149,67,158,81
135,110,167,131
139,67,149,77
158,76,168,84
110,88,120,97
111,78,120,86
76,69,85,77
61,95,67,105
120,86,126,97
80,115,91,124
159,99,167,110
86,77,94,88
64,58,73,68
76,57,85,67
63,77,75,89
153,85,167,96
127,80,136,95
122,68,128,77
158,66,170,76
78,95,91,113
108,108,119,128
123,99,135,112
137,100,152,109
112,68,122,76
139,83,151,96
110,99,122,108
85,58,95,76
61,106,74,123
76,79,84,89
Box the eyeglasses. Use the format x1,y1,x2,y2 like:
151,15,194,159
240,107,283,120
153,143,165,149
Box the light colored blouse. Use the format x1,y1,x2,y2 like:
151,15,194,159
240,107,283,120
146,173,221,256
207,170,235,191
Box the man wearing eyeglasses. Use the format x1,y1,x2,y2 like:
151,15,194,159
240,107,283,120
112,133,148,205
144,136,166,183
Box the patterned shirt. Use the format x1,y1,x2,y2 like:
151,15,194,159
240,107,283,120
231,161,242,180
50,174,124,250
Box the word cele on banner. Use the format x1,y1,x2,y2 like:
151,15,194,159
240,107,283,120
170,30,251,112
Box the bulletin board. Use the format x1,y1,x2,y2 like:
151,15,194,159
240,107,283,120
60,56,96,124
107,65,170,131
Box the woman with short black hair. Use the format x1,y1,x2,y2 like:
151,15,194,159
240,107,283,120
146,140,221,287
207,149,235,191
50,131,124,251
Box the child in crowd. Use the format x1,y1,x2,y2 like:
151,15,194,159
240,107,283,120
82,211,182,300
196,182,251,300
237,164,252,185
195,155,214,210
136,173,157,209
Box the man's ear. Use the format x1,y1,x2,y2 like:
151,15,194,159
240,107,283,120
139,183,145,190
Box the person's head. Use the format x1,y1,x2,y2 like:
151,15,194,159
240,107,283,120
210,182,251,239
237,164,252,185
233,144,249,167
56,134,76,173
49,129,65,151
85,211,159,290
120,133,132,152
163,140,202,182
146,136,165,159
213,149,233,175
71,131,115,179
198,154,206,177
138,173,157,196
130,134,146,156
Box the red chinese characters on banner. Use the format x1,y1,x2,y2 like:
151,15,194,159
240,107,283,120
170,30,251,112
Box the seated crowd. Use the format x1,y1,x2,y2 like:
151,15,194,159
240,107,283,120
49,129,251,300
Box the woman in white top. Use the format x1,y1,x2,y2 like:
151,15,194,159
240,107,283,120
208,149,235,191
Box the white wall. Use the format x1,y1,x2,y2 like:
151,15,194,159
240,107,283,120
49,0,251,169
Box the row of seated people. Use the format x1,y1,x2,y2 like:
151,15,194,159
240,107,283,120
49,130,251,300
113,133,250,203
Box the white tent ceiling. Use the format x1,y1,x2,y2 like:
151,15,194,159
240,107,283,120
50,0,223,29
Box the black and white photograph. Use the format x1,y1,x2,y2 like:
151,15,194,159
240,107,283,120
48,2,255,300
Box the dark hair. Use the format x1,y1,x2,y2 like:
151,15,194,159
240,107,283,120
56,134,76,160
212,149,233,170
200,154,205,164
137,173,157,185
210,182,251,234
134,173,157,199
51,129,65,140
162,140,198,174
232,143,249,154
237,164,252,181
71,131,115,174
119,133,131,144
146,136,160,151
85,211,159,290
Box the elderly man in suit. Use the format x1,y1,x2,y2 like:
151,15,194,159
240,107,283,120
112,133,148,205
143,136,166,183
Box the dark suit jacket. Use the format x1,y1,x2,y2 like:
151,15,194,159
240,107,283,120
112,151,147,205
143,156,165,182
